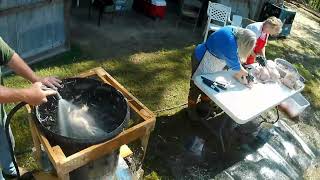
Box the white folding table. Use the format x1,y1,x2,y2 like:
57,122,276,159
194,71,303,124
193,70,304,151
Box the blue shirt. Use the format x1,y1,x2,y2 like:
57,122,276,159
194,26,241,71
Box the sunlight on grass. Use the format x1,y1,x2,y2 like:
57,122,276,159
267,39,320,110
4,34,320,174
4,45,194,171
16,152,39,171
144,171,161,180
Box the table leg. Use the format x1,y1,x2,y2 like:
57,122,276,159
58,173,70,180
200,116,227,153
219,118,228,152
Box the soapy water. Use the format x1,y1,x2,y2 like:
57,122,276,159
58,99,105,138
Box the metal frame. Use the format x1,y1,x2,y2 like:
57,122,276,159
200,106,280,153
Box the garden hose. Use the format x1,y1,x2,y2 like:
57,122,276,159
4,101,27,178
4,90,61,179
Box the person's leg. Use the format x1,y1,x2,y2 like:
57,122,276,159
187,52,202,121
0,124,17,177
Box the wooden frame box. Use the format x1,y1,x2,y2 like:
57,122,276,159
27,67,156,180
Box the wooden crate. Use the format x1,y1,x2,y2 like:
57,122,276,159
27,67,156,180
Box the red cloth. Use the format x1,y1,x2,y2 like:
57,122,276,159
246,33,269,65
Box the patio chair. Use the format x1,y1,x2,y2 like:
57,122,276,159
203,2,231,42
230,15,243,27
176,0,202,32
88,0,115,26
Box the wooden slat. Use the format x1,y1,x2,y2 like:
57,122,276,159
76,69,97,78
28,67,156,177
34,172,59,180
52,146,66,162
140,132,151,161
94,67,155,121
27,106,42,165
59,120,154,173
57,173,70,180
31,120,62,172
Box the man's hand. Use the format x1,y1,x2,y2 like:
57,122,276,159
22,82,57,105
37,77,62,89
7,53,62,89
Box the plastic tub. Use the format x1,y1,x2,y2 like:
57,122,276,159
280,93,310,118
275,58,305,82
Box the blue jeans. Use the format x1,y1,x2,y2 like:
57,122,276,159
0,121,16,179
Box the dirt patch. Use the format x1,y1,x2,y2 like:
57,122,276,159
70,3,202,61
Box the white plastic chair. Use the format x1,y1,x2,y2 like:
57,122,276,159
203,2,231,42
231,15,243,27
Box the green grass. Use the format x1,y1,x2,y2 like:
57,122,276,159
5,45,192,113
267,37,320,108
144,171,161,180
4,33,320,176
4,44,194,172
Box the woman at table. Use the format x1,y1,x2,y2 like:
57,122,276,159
246,16,283,65
187,26,256,121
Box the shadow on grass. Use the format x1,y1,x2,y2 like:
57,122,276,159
69,2,203,60
143,109,253,179
4,45,195,170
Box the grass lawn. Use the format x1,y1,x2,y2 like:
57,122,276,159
267,39,320,109
3,24,320,179
4,44,193,172
4,37,320,177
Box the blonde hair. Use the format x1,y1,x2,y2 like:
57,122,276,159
264,16,283,34
234,28,256,61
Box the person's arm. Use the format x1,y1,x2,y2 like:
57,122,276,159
234,65,248,77
261,47,266,58
0,82,57,105
227,59,249,84
224,44,248,82
224,55,248,84
7,53,39,83
7,53,62,89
